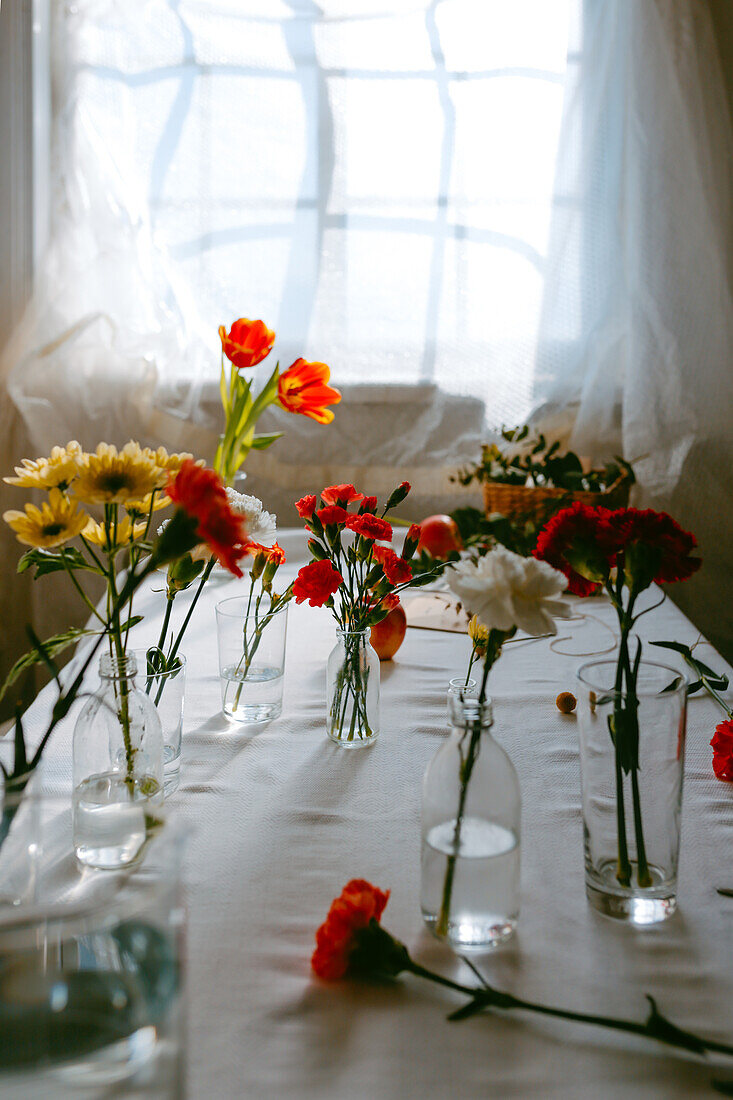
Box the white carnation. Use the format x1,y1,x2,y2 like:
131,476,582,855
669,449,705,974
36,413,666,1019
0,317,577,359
447,546,570,637
225,488,277,546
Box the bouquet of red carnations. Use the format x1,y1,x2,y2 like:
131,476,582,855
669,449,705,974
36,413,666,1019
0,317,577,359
293,482,436,745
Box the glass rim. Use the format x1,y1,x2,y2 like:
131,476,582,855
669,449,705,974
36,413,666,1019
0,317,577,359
448,676,477,688
576,658,689,698
131,649,186,676
335,626,372,638
215,594,287,619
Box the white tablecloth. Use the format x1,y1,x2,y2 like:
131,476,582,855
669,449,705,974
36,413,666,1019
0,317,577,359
25,530,733,1099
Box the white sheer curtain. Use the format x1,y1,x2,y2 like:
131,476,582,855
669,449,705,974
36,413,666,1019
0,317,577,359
531,0,733,657
2,0,577,499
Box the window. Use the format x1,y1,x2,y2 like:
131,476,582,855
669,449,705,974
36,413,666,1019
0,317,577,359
65,0,580,427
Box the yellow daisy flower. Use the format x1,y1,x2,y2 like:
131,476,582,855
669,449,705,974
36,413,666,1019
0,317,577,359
124,490,171,520
3,489,89,549
83,515,147,551
4,440,82,491
142,446,199,473
468,614,489,656
73,442,165,505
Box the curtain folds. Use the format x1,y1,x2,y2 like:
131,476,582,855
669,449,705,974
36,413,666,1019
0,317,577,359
532,0,733,656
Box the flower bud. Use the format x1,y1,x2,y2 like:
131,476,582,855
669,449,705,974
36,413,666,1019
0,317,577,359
263,555,280,588
250,550,268,581
384,481,411,512
308,539,328,561
401,523,421,561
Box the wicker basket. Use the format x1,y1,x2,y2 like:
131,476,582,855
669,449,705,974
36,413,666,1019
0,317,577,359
483,476,631,523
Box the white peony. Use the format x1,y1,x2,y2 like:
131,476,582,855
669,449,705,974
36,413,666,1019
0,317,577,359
225,488,277,547
447,546,570,637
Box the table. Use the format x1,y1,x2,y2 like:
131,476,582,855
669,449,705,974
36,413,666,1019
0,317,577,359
25,530,733,1099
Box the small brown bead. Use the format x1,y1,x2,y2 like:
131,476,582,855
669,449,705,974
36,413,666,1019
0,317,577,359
556,691,577,714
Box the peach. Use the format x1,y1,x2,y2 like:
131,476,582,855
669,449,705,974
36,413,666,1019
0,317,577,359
370,602,408,661
417,514,462,558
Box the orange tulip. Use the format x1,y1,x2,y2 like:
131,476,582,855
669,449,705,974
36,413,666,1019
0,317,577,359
218,318,276,370
277,359,341,424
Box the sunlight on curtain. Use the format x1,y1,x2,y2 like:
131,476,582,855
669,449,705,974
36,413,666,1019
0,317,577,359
11,0,577,442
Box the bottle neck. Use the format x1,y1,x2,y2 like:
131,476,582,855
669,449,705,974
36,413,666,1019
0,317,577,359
99,652,138,684
448,693,493,733
336,628,369,643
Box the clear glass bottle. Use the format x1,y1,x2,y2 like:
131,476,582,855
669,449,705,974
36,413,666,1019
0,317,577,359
421,693,521,949
326,629,380,747
73,652,164,869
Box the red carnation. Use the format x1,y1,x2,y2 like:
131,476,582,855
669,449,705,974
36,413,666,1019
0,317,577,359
711,719,733,781
609,508,701,586
167,460,249,577
293,559,343,606
359,496,378,515
316,505,349,527
345,513,393,542
312,879,390,980
295,494,317,520
321,484,364,507
248,540,286,565
534,502,618,597
372,544,412,585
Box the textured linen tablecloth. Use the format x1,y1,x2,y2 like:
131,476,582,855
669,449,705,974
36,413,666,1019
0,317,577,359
25,530,733,1099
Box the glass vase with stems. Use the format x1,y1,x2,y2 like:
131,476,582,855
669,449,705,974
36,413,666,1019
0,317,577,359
577,658,687,923
432,545,571,946
1,453,253,864
293,481,444,747
216,546,293,723
533,501,702,921
326,628,380,745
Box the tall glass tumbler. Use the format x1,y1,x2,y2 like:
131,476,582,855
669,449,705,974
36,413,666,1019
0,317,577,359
215,596,288,723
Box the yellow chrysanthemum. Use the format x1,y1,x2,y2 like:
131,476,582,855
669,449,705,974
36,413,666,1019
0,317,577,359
468,614,489,655
3,489,90,548
73,442,165,505
4,441,82,491
124,490,171,520
83,515,147,551
142,447,202,474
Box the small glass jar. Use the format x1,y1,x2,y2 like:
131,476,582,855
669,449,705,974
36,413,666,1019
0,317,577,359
326,629,380,747
421,693,521,949
134,650,186,796
72,652,164,869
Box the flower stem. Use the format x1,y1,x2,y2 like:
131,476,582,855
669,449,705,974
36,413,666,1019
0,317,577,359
436,641,497,937
404,957,733,1058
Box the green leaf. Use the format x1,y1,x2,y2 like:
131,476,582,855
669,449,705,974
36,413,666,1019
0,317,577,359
250,431,284,450
13,708,27,776
650,639,688,655
410,572,443,587
219,362,229,415
0,627,98,704
17,546,101,579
